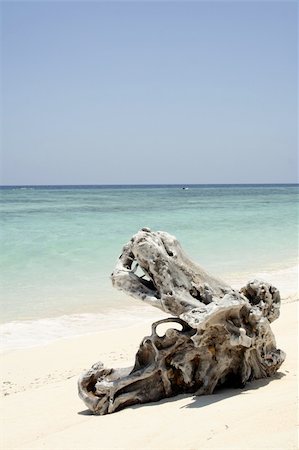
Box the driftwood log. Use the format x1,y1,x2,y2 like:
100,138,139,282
78,228,285,415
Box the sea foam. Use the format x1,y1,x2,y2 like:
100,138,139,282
0,306,164,352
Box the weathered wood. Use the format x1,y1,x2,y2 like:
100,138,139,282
78,228,285,415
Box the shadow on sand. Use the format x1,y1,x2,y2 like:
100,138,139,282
77,370,285,415
77,409,94,416
181,370,285,410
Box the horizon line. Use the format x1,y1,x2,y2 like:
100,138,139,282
0,182,298,188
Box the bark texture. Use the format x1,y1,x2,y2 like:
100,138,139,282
78,228,285,415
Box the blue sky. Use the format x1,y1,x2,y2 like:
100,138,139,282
1,1,297,185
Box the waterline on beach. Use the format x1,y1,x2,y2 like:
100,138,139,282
1,263,297,352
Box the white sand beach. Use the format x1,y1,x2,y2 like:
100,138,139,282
1,294,298,450
2,0,297,447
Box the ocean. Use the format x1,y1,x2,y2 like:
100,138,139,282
1,184,298,351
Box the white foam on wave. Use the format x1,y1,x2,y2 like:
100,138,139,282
226,263,298,300
0,306,165,353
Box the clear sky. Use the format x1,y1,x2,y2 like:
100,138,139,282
1,1,297,185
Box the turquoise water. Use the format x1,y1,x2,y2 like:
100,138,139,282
0,185,298,349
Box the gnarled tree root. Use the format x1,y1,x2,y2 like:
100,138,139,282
78,228,285,415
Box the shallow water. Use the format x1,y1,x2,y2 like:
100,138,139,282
1,184,298,350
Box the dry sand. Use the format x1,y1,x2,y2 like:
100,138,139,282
1,298,298,450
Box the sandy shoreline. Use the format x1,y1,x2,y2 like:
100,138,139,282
1,296,298,450
1,263,298,353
